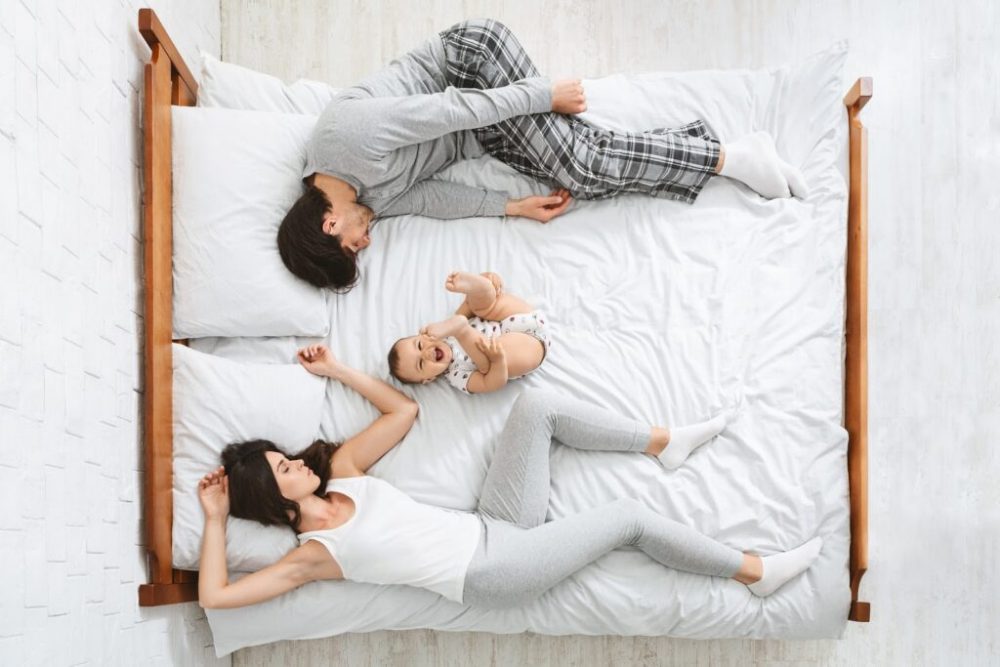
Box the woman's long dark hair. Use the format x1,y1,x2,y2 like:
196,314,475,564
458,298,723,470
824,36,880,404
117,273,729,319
221,438,341,531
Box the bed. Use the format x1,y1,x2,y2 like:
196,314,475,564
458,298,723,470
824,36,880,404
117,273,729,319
136,7,871,654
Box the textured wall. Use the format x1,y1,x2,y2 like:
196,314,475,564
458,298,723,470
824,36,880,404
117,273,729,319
0,1,226,664
220,0,1000,665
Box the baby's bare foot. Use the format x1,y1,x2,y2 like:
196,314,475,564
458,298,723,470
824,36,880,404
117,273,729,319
446,271,495,296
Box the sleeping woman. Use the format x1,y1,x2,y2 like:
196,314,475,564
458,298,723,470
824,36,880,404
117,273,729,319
195,344,822,610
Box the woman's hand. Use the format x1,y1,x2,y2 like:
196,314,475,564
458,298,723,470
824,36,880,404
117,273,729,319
506,189,573,223
475,336,507,364
198,466,230,521
297,344,342,379
420,314,468,340
551,79,587,114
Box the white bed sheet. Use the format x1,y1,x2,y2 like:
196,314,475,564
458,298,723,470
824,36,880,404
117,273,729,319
199,43,851,653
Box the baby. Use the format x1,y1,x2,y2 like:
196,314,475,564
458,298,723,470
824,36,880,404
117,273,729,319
388,271,550,394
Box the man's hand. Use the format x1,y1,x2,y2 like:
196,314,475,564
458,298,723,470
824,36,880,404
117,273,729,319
551,79,587,114
506,189,573,223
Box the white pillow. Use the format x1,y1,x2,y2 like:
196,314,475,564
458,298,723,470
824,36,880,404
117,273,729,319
198,52,340,115
172,106,329,338
171,344,326,572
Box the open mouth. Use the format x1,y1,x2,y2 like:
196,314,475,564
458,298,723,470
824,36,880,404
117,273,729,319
434,347,444,362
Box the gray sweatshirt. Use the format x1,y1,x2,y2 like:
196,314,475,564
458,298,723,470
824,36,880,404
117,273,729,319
303,36,551,219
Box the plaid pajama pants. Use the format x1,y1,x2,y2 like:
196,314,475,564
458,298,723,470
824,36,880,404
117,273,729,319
439,19,721,204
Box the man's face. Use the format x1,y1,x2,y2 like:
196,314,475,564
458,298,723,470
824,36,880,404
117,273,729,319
322,204,371,254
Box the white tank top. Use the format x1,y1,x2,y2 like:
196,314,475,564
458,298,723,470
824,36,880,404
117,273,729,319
297,476,482,603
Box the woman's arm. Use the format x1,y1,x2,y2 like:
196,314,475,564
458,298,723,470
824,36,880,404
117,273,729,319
197,468,340,609
298,345,419,476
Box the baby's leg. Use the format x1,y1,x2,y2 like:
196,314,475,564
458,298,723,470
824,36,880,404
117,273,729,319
483,293,535,322
446,271,500,315
498,332,545,376
447,271,536,321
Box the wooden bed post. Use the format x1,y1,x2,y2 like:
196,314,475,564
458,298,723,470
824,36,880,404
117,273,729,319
137,8,199,606
844,77,872,623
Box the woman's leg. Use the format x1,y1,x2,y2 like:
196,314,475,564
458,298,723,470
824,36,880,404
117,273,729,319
476,389,729,527
464,498,745,608
438,20,722,204
475,389,650,528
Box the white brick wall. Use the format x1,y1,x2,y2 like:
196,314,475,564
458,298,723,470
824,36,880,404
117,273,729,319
1,1,225,664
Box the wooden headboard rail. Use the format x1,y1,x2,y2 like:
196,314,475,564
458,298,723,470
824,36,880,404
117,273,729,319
135,9,874,620
137,7,198,606
844,76,872,623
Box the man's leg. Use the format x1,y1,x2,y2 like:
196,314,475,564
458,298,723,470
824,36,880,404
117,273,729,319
439,19,722,203
438,20,804,202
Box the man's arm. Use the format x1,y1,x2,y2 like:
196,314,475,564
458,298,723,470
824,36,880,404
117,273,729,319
379,180,575,222
379,180,509,219
344,81,551,155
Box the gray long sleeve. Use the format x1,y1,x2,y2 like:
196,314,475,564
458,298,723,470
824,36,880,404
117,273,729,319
378,180,508,219
340,81,551,156
303,35,550,220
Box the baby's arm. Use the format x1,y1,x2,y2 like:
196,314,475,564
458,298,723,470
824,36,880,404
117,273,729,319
453,326,490,374
422,314,490,373
465,337,509,394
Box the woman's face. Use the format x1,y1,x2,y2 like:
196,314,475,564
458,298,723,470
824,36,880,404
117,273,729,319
264,451,321,500
322,203,371,254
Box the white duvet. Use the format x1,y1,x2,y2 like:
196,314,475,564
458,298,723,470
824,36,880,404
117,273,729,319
195,44,851,654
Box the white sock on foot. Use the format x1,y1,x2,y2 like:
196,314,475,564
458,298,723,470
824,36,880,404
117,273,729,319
658,414,728,470
747,537,823,597
778,159,810,199
719,132,791,199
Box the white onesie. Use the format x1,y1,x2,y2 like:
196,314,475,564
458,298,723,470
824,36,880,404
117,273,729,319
443,311,551,394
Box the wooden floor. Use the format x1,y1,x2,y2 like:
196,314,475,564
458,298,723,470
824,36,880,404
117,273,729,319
221,1,1000,664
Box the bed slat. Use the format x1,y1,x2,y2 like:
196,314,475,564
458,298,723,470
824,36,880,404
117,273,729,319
844,76,872,623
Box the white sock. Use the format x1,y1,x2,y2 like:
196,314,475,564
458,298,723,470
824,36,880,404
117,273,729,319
658,413,728,470
747,537,823,597
778,159,811,199
719,132,791,199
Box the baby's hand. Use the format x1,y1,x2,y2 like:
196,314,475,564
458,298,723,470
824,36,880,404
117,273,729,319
421,314,468,340
475,336,506,363
297,344,341,378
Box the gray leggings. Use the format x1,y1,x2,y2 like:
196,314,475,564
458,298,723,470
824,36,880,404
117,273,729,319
462,389,743,609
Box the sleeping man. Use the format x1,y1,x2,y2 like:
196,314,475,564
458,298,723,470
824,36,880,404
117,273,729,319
277,19,809,291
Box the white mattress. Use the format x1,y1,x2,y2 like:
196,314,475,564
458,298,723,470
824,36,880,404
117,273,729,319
199,44,851,654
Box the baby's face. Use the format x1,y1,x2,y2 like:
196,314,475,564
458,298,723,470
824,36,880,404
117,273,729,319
394,334,453,383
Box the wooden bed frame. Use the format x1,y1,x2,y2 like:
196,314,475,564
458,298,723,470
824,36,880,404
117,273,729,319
135,8,872,622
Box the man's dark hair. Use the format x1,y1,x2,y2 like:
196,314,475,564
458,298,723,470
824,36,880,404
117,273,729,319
277,184,359,291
